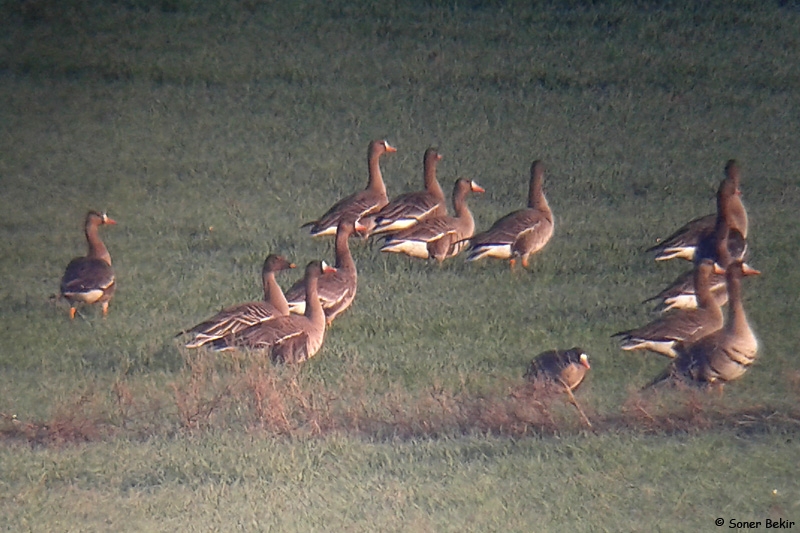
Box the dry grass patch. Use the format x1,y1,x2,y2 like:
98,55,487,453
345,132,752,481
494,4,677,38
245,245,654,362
3,354,799,448
1,390,113,446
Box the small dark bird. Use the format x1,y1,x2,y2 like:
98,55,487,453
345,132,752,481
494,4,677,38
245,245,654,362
525,347,590,392
525,347,592,427
60,211,117,319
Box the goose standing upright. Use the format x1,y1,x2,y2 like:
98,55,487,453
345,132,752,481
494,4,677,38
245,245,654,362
379,178,484,262
644,176,759,312
692,173,749,267
304,140,396,237
181,254,296,348
467,160,554,269
284,218,358,324
212,261,336,364
645,232,760,313
367,147,446,236
647,160,748,262
645,261,759,388
60,211,117,319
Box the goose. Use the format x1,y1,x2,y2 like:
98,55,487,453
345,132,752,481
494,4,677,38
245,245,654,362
212,261,335,364
180,254,296,348
379,178,484,262
647,160,748,262
284,218,357,324
304,140,396,237
645,261,758,388
692,173,749,267
60,211,117,319
613,259,724,358
366,147,446,236
643,267,728,313
646,213,715,262
644,188,760,312
524,347,592,427
644,259,759,313
525,347,590,392
467,160,554,269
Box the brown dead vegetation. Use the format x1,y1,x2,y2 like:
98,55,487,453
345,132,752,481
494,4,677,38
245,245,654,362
2,357,799,448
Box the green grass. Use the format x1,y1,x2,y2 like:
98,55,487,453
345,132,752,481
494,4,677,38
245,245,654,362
1,0,800,530
2,431,798,532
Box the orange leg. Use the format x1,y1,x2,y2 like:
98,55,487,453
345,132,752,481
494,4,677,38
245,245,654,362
69,307,77,320
560,379,592,428
102,302,109,317
522,255,529,269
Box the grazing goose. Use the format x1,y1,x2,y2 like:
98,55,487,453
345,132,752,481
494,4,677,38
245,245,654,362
367,147,446,236
647,160,748,262
525,347,592,427
379,178,484,262
613,259,724,358
304,139,396,237
60,211,117,319
212,261,335,364
645,261,758,388
285,218,358,324
525,347,590,392
181,254,296,348
467,160,554,269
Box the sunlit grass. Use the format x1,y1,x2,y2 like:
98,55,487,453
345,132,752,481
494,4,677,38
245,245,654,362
1,430,798,532
1,0,799,530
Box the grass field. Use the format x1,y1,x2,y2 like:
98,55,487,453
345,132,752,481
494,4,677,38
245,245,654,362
1,0,799,530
